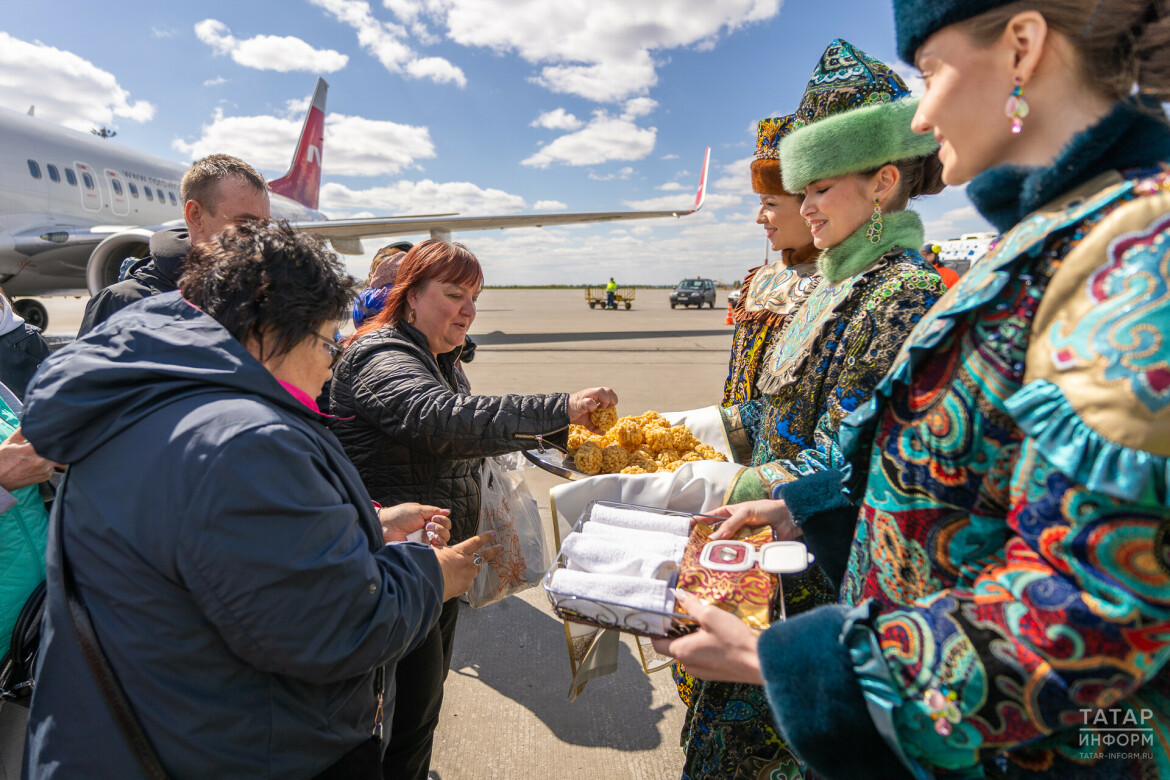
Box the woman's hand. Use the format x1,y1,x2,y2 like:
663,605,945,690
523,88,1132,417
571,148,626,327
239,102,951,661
434,532,502,601
568,387,619,433
651,590,764,685
706,499,798,541
379,503,451,545
0,428,62,491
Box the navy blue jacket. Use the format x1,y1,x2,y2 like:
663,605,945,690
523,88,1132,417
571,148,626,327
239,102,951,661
20,292,444,779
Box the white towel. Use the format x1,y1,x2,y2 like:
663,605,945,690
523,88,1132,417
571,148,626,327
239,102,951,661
562,532,679,579
587,505,692,537
549,569,676,635
579,522,690,559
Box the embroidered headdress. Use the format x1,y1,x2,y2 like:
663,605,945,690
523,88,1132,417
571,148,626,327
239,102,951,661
751,114,797,195
780,39,939,193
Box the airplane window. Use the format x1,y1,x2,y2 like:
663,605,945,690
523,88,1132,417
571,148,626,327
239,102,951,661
168,191,177,205
82,172,95,190
47,164,60,183
65,168,77,186
111,179,123,196
128,183,138,198
27,160,41,179
144,186,153,201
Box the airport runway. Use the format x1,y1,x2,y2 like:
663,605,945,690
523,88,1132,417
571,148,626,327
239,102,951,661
34,287,737,779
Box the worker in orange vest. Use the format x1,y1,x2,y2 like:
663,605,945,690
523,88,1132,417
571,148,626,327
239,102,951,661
921,243,959,288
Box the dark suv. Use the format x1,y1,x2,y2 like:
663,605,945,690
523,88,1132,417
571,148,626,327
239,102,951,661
670,278,716,309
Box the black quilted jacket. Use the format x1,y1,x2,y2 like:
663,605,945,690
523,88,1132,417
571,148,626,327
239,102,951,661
329,322,569,543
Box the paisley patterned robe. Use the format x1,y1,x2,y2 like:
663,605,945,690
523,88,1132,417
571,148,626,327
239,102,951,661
840,168,1170,778
682,246,945,780
758,157,1170,779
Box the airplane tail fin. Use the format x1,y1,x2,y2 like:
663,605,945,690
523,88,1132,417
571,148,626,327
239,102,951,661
269,78,328,211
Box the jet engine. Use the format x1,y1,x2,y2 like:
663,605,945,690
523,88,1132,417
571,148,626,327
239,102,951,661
85,228,154,295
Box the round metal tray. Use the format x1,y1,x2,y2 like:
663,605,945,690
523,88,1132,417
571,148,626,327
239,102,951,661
523,448,588,481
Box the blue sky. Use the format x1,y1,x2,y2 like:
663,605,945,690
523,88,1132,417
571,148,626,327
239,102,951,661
1,0,992,285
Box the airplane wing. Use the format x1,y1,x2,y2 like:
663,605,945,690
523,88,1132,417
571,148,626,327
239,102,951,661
290,147,710,243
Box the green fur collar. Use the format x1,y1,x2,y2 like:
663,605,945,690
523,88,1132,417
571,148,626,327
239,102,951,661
817,210,924,283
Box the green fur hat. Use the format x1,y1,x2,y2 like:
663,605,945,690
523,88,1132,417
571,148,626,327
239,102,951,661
893,0,1010,63
779,39,938,193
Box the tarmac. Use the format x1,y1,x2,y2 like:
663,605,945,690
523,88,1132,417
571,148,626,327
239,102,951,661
34,287,738,780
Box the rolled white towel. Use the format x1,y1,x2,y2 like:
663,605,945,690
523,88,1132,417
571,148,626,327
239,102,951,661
549,569,676,635
579,522,690,559
587,505,691,537
562,532,679,579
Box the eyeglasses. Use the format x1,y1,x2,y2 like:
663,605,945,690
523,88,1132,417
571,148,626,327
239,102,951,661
314,333,344,368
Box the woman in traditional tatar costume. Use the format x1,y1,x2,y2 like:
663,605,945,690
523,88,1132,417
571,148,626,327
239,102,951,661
659,2,1170,779
678,39,948,780
675,112,819,727
723,116,818,408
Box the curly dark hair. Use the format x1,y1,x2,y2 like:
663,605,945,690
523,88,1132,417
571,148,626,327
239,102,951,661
179,220,355,360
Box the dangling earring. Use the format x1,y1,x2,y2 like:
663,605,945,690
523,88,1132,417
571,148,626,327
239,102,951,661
1005,76,1029,134
408,309,416,324
866,198,883,244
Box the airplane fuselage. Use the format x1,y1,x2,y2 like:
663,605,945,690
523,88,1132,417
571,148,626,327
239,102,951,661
0,106,323,297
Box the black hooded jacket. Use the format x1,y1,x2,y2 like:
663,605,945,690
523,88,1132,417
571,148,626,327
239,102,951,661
329,322,569,543
77,226,190,336
21,292,443,778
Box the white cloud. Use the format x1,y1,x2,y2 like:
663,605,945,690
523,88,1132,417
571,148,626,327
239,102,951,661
533,200,568,210
405,56,466,85
622,192,742,211
657,182,686,192
172,105,435,176
589,166,635,181
195,19,349,73
531,108,583,131
0,32,155,132
151,26,176,38
383,0,424,24
621,97,657,119
432,0,782,102
922,205,984,241
320,179,527,217
523,112,655,167
203,76,228,87
712,154,753,193
309,0,467,87
661,153,679,160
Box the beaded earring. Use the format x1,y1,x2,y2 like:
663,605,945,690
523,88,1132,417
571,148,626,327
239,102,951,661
866,198,883,244
1005,76,1029,134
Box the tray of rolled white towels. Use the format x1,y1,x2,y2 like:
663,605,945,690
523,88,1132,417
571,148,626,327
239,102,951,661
543,501,699,638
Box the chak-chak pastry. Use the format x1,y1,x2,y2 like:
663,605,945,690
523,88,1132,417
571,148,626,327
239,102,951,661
600,444,630,473
590,406,618,433
574,441,603,475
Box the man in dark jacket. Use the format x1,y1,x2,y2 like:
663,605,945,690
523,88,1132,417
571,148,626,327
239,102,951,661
77,154,270,336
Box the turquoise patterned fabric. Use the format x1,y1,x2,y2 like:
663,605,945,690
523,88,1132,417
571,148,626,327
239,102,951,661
836,168,1170,777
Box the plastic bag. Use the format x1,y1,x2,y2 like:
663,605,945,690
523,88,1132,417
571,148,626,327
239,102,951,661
467,452,552,608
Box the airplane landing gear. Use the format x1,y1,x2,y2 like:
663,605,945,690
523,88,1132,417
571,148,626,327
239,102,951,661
12,299,48,330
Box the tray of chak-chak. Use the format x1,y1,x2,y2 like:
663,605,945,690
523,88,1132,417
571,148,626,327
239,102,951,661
523,408,729,482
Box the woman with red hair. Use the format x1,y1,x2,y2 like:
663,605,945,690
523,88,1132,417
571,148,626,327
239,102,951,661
329,238,616,779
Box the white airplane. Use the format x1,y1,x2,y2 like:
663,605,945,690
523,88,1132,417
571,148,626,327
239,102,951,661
0,78,709,329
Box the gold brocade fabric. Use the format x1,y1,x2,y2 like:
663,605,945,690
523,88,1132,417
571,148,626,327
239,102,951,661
678,524,777,629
